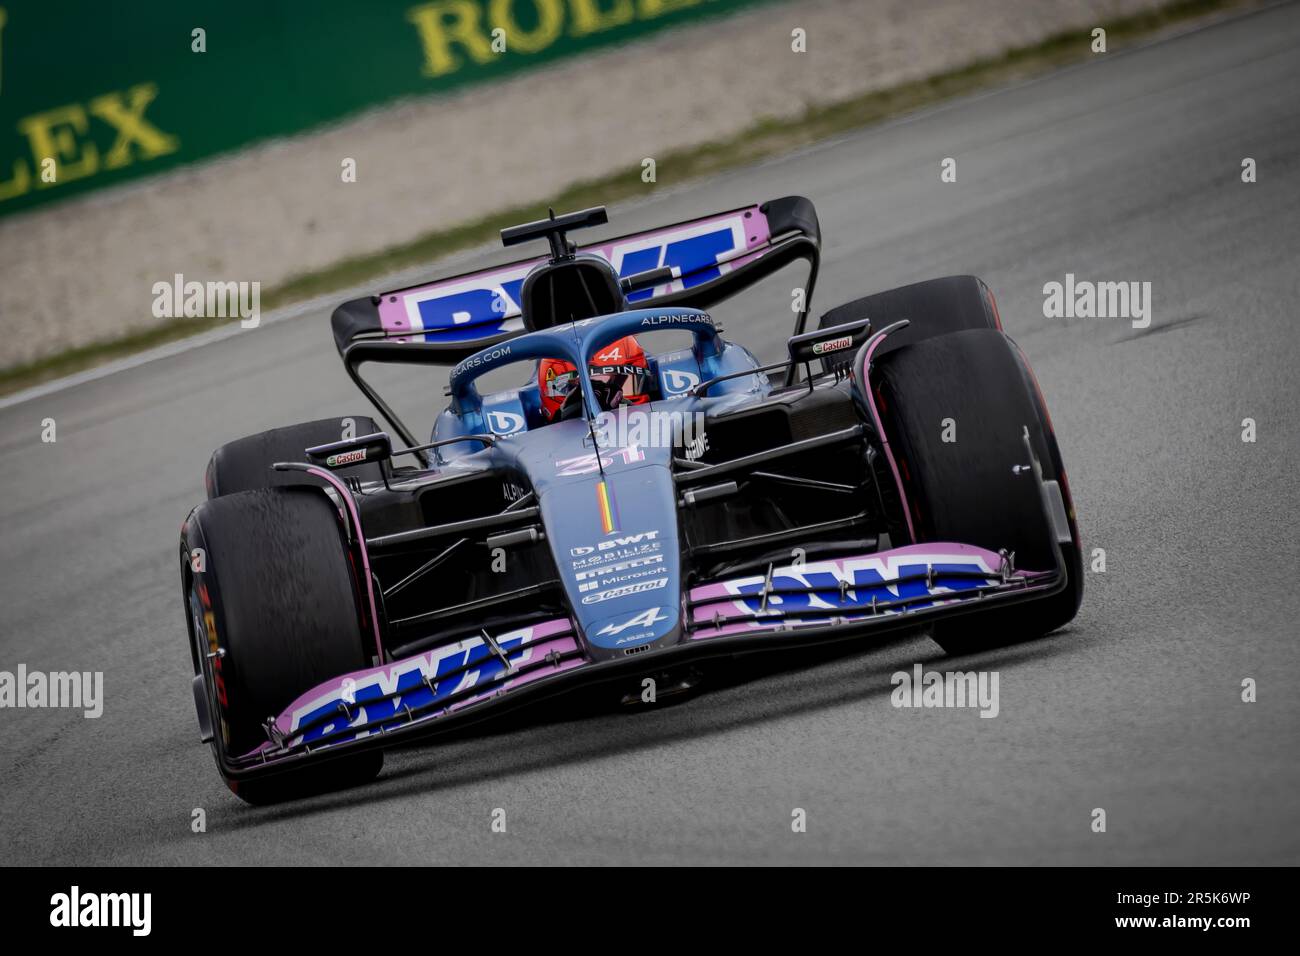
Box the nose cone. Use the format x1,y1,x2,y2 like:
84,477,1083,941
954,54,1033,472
538,448,682,661
586,602,679,653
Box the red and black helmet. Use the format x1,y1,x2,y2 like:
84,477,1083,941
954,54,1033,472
539,335,651,419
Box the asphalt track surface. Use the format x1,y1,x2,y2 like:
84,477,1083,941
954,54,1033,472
2,5,1298,865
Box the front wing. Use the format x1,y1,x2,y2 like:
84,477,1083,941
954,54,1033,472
219,541,1064,781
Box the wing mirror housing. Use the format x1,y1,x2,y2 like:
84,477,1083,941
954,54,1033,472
305,432,393,470
785,317,872,365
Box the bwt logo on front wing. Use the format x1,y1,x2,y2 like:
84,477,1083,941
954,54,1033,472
727,554,995,615
288,633,530,746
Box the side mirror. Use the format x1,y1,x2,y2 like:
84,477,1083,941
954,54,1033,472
305,432,393,470
785,317,872,365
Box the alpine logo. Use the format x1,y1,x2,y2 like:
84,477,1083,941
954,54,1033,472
640,311,713,328
682,432,709,461
596,607,668,639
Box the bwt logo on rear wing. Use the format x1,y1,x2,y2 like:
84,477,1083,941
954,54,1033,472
374,207,774,342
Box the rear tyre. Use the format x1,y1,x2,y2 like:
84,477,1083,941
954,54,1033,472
817,275,1000,375
181,485,382,804
872,328,1082,654
205,416,384,498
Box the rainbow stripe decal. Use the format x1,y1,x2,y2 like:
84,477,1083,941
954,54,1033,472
596,480,618,534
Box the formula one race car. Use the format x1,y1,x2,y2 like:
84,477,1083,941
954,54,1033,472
179,197,1082,802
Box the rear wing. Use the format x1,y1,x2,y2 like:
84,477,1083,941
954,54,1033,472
331,196,820,446
332,196,820,363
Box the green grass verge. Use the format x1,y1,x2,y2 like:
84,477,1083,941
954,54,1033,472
0,0,1253,398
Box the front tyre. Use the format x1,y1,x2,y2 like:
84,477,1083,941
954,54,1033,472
205,416,384,498
871,328,1083,654
181,485,382,803
817,275,1001,375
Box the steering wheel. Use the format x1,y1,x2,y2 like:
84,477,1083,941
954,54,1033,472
558,378,623,421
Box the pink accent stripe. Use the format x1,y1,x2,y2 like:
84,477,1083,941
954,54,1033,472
687,542,1008,605
687,590,1041,641
241,620,583,755
861,331,917,542
305,465,384,661
377,261,534,333
269,618,579,738
446,634,585,714
688,543,1006,602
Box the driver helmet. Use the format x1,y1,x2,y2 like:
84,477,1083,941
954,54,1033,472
539,335,651,420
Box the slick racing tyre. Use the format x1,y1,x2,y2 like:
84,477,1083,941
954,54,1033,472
181,485,382,803
205,416,384,497
817,275,1001,375
871,328,1083,654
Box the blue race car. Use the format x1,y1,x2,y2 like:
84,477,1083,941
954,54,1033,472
179,197,1082,802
